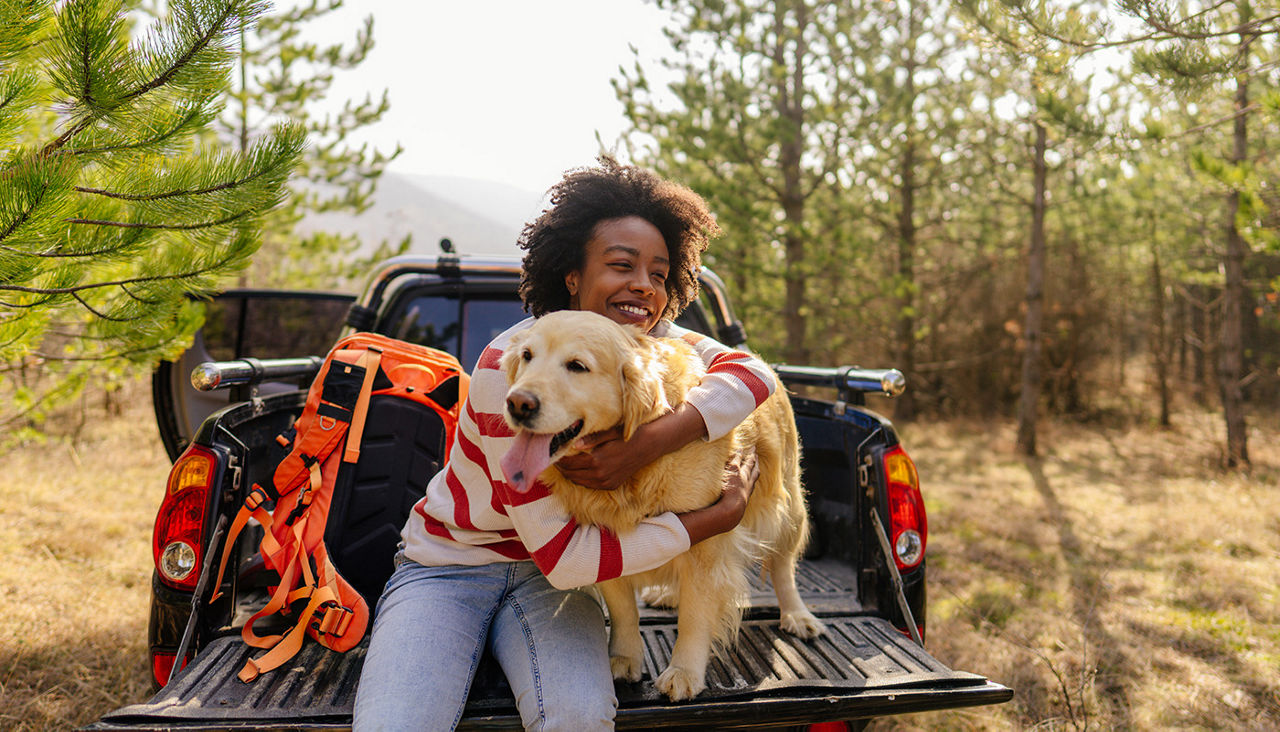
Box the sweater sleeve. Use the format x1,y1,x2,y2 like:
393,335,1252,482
466,335,693,590
651,321,777,441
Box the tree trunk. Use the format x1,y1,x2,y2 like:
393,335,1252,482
776,3,809,364
1016,121,1048,457
1219,54,1250,468
893,4,920,421
1150,240,1171,427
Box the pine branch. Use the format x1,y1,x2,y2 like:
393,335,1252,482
0,179,47,243
0,249,240,295
63,208,254,229
125,1,242,101
118,282,165,305
70,291,138,322
0,238,131,258
59,104,205,156
73,161,280,201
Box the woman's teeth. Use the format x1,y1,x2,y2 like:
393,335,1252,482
617,304,648,317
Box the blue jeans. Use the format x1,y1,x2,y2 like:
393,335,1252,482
352,558,616,731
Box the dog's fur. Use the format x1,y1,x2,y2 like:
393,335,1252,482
500,310,822,701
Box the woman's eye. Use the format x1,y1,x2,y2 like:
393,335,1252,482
522,349,532,362
566,360,589,373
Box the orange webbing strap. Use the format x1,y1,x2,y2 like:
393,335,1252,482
237,540,354,682
209,485,278,604
241,513,313,650
238,583,338,682
342,346,384,464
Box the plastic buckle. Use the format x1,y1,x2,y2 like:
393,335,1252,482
285,488,313,525
244,485,269,511
312,602,355,636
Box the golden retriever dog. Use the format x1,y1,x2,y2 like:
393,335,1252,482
498,310,822,701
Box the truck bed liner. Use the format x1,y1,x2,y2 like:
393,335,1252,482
94,558,1011,729
96,616,1007,730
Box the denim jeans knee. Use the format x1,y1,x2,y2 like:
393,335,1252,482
353,560,615,732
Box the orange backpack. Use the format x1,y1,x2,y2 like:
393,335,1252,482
210,332,468,682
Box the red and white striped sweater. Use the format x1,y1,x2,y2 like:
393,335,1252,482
399,316,776,590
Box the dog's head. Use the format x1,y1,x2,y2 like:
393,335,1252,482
498,310,669,492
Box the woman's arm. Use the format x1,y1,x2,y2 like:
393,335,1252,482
555,402,706,490
556,322,774,490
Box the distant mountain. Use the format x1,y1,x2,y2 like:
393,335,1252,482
296,172,547,259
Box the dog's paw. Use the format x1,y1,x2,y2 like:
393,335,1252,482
655,665,706,701
610,654,644,683
780,610,825,639
639,584,678,609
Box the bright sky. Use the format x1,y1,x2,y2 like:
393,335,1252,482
313,0,676,196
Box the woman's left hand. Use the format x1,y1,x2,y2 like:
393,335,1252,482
556,403,708,490
555,426,651,490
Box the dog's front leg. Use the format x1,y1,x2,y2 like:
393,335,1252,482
598,577,644,682
654,581,722,701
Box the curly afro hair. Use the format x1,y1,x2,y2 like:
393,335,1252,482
518,156,720,320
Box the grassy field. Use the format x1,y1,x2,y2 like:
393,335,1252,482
1,378,1277,729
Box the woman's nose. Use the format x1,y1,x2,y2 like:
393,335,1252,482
629,271,654,294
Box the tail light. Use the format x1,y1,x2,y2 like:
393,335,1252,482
151,650,191,687
153,445,217,591
883,445,926,571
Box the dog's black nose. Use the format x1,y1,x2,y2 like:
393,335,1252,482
506,390,540,422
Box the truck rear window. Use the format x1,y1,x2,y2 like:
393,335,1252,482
385,293,527,371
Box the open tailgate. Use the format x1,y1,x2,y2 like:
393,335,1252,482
92,614,1009,730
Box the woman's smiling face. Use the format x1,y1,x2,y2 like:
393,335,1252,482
565,216,670,332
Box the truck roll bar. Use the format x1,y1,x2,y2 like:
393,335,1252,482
773,364,906,399
191,357,324,392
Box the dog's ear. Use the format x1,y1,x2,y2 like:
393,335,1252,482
619,341,669,442
500,331,527,384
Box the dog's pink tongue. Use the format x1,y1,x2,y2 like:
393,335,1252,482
501,432,554,493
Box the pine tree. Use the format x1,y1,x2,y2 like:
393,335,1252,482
227,0,403,288
957,0,1114,456
994,0,1280,466
615,0,879,364
0,0,303,435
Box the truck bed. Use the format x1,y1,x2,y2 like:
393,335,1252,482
93,558,1010,730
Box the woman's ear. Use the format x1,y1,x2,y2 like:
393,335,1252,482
564,270,579,297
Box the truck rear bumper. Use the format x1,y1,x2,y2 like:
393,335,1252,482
93,615,1010,730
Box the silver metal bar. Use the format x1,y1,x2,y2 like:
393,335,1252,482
169,513,228,685
870,509,924,646
772,364,906,397
190,357,324,392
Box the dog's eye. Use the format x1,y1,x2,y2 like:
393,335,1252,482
565,359,589,373
521,348,532,362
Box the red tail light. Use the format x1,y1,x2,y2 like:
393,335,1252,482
883,445,926,571
151,649,191,687
153,445,216,591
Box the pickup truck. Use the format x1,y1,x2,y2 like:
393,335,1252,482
91,253,1012,730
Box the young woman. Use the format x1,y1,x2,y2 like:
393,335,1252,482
353,158,775,731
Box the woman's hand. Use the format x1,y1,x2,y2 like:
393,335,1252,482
676,447,759,546
554,426,646,490
719,448,760,516
555,403,709,490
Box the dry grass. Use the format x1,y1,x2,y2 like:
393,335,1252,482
2,379,1278,730
873,408,1280,731
0,377,167,731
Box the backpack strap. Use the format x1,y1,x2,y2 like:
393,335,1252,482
342,346,383,464
209,484,278,604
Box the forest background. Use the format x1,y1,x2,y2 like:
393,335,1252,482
1,0,1278,729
